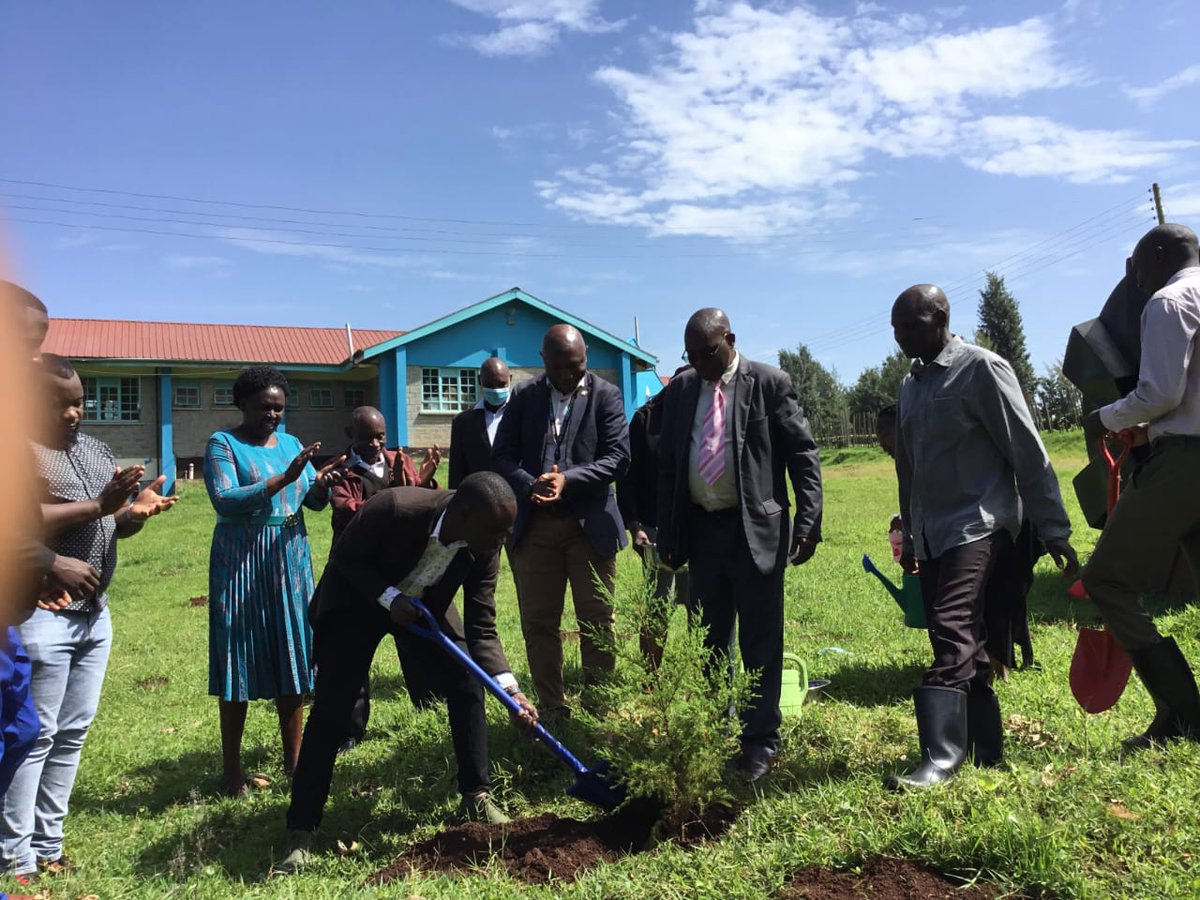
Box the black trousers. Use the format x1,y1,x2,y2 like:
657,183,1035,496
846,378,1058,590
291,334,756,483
919,532,1006,690
687,507,784,754
287,599,489,833
345,637,443,743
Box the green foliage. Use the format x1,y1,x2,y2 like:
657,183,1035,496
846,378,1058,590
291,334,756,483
581,565,752,831
778,343,849,431
847,349,909,417
976,272,1037,395
1033,359,1084,430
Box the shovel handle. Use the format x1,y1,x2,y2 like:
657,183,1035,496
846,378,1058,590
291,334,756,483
407,598,589,777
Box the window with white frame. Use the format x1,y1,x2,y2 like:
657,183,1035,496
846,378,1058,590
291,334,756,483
212,383,235,408
421,367,478,413
82,377,141,422
173,382,201,409
309,386,335,409
344,386,367,408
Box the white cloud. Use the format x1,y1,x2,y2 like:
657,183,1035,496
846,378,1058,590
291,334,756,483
447,0,623,57
963,117,1196,184
1124,64,1200,106
213,228,421,269
1162,182,1200,219
539,2,1194,238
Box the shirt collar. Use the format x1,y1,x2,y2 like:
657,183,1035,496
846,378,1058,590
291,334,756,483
1165,266,1200,288
716,351,740,386
551,373,587,402
345,447,384,472
911,335,963,378
430,510,468,549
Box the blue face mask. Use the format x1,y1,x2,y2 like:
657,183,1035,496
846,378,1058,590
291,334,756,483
482,386,510,407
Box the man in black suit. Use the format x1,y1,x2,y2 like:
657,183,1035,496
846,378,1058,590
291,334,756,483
657,308,823,782
492,324,630,722
449,357,511,488
277,473,537,874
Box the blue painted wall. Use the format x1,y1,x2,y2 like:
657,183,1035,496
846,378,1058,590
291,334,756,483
404,303,639,373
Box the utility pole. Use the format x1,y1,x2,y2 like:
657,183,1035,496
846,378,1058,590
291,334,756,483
1152,182,1165,225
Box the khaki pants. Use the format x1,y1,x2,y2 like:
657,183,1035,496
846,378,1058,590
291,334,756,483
512,510,617,712
1082,438,1200,651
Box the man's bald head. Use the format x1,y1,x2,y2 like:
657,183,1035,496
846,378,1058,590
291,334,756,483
479,356,510,389
1132,223,1200,296
347,405,388,462
683,308,736,381
541,324,588,394
891,283,951,364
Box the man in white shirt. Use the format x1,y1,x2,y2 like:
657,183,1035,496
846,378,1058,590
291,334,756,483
1081,222,1200,750
449,357,511,488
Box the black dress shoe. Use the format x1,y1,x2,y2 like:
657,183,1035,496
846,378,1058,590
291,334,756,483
737,746,773,783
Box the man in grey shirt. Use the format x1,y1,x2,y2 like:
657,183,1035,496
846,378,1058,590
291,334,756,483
1081,223,1200,750
887,284,1078,791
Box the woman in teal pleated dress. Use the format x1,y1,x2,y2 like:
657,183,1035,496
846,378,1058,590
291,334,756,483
205,366,345,796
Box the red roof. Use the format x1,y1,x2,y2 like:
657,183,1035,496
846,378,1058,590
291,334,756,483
44,318,404,366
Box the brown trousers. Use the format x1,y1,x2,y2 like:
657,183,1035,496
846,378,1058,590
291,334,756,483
512,510,617,712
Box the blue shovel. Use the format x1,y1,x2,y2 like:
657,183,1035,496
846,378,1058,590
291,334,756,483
407,597,626,812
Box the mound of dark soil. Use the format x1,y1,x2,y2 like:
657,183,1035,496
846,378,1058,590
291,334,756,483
778,856,1016,899
372,799,736,886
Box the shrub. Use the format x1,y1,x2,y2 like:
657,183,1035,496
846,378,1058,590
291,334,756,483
579,563,753,836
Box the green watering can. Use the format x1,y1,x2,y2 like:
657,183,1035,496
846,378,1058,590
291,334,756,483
861,555,926,629
780,653,809,718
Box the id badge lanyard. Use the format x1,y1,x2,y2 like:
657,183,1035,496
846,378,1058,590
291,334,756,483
548,389,580,465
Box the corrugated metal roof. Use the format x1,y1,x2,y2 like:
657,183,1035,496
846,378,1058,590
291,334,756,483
43,318,404,366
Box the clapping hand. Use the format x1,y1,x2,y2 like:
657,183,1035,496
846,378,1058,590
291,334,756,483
128,475,180,522
418,444,441,486
99,466,146,516
284,443,323,485
314,454,347,488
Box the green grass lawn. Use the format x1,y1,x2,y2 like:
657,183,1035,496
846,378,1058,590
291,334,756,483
21,431,1200,898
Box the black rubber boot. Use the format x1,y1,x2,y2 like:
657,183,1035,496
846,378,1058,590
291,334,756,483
884,686,968,791
967,684,1004,767
1123,637,1200,751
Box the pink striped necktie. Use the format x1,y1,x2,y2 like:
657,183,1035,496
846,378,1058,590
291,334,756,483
697,381,727,485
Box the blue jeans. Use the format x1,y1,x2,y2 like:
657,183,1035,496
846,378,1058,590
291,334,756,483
0,607,112,874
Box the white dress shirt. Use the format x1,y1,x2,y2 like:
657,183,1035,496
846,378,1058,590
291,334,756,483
474,397,507,447
541,381,583,474
378,511,518,690
1100,268,1200,442
688,352,740,511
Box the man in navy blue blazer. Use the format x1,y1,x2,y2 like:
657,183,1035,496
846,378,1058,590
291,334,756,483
492,324,630,721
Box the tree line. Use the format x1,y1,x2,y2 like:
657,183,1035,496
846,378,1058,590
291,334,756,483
778,273,1082,448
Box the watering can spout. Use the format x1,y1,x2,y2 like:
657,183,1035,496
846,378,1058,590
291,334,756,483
861,554,905,606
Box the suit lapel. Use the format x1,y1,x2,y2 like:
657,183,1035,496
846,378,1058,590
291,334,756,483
473,407,492,456
677,372,702,468
732,355,754,466
562,372,592,462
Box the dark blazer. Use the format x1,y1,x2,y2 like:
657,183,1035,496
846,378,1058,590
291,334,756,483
657,356,823,576
310,487,511,677
616,393,664,531
492,371,630,557
448,405,496,489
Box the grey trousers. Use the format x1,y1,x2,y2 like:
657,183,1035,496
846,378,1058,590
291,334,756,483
1081,438,1200,651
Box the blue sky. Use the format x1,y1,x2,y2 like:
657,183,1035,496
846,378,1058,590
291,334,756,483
2,0,1198,384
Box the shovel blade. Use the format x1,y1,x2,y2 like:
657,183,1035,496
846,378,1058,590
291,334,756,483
1070,627,1133,714
566,761,627,811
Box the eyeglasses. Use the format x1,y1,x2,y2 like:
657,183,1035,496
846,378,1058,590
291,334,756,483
681,342,723,364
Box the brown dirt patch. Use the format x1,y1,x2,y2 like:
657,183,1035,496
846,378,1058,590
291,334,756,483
372,800,734,886
136,676,169,689
778,856,1016,899
371,813,618,885
188,595,208,607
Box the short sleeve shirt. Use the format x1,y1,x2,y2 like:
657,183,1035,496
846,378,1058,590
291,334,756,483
32,433,119,611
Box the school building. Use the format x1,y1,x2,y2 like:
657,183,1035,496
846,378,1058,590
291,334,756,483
42,287,663,493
